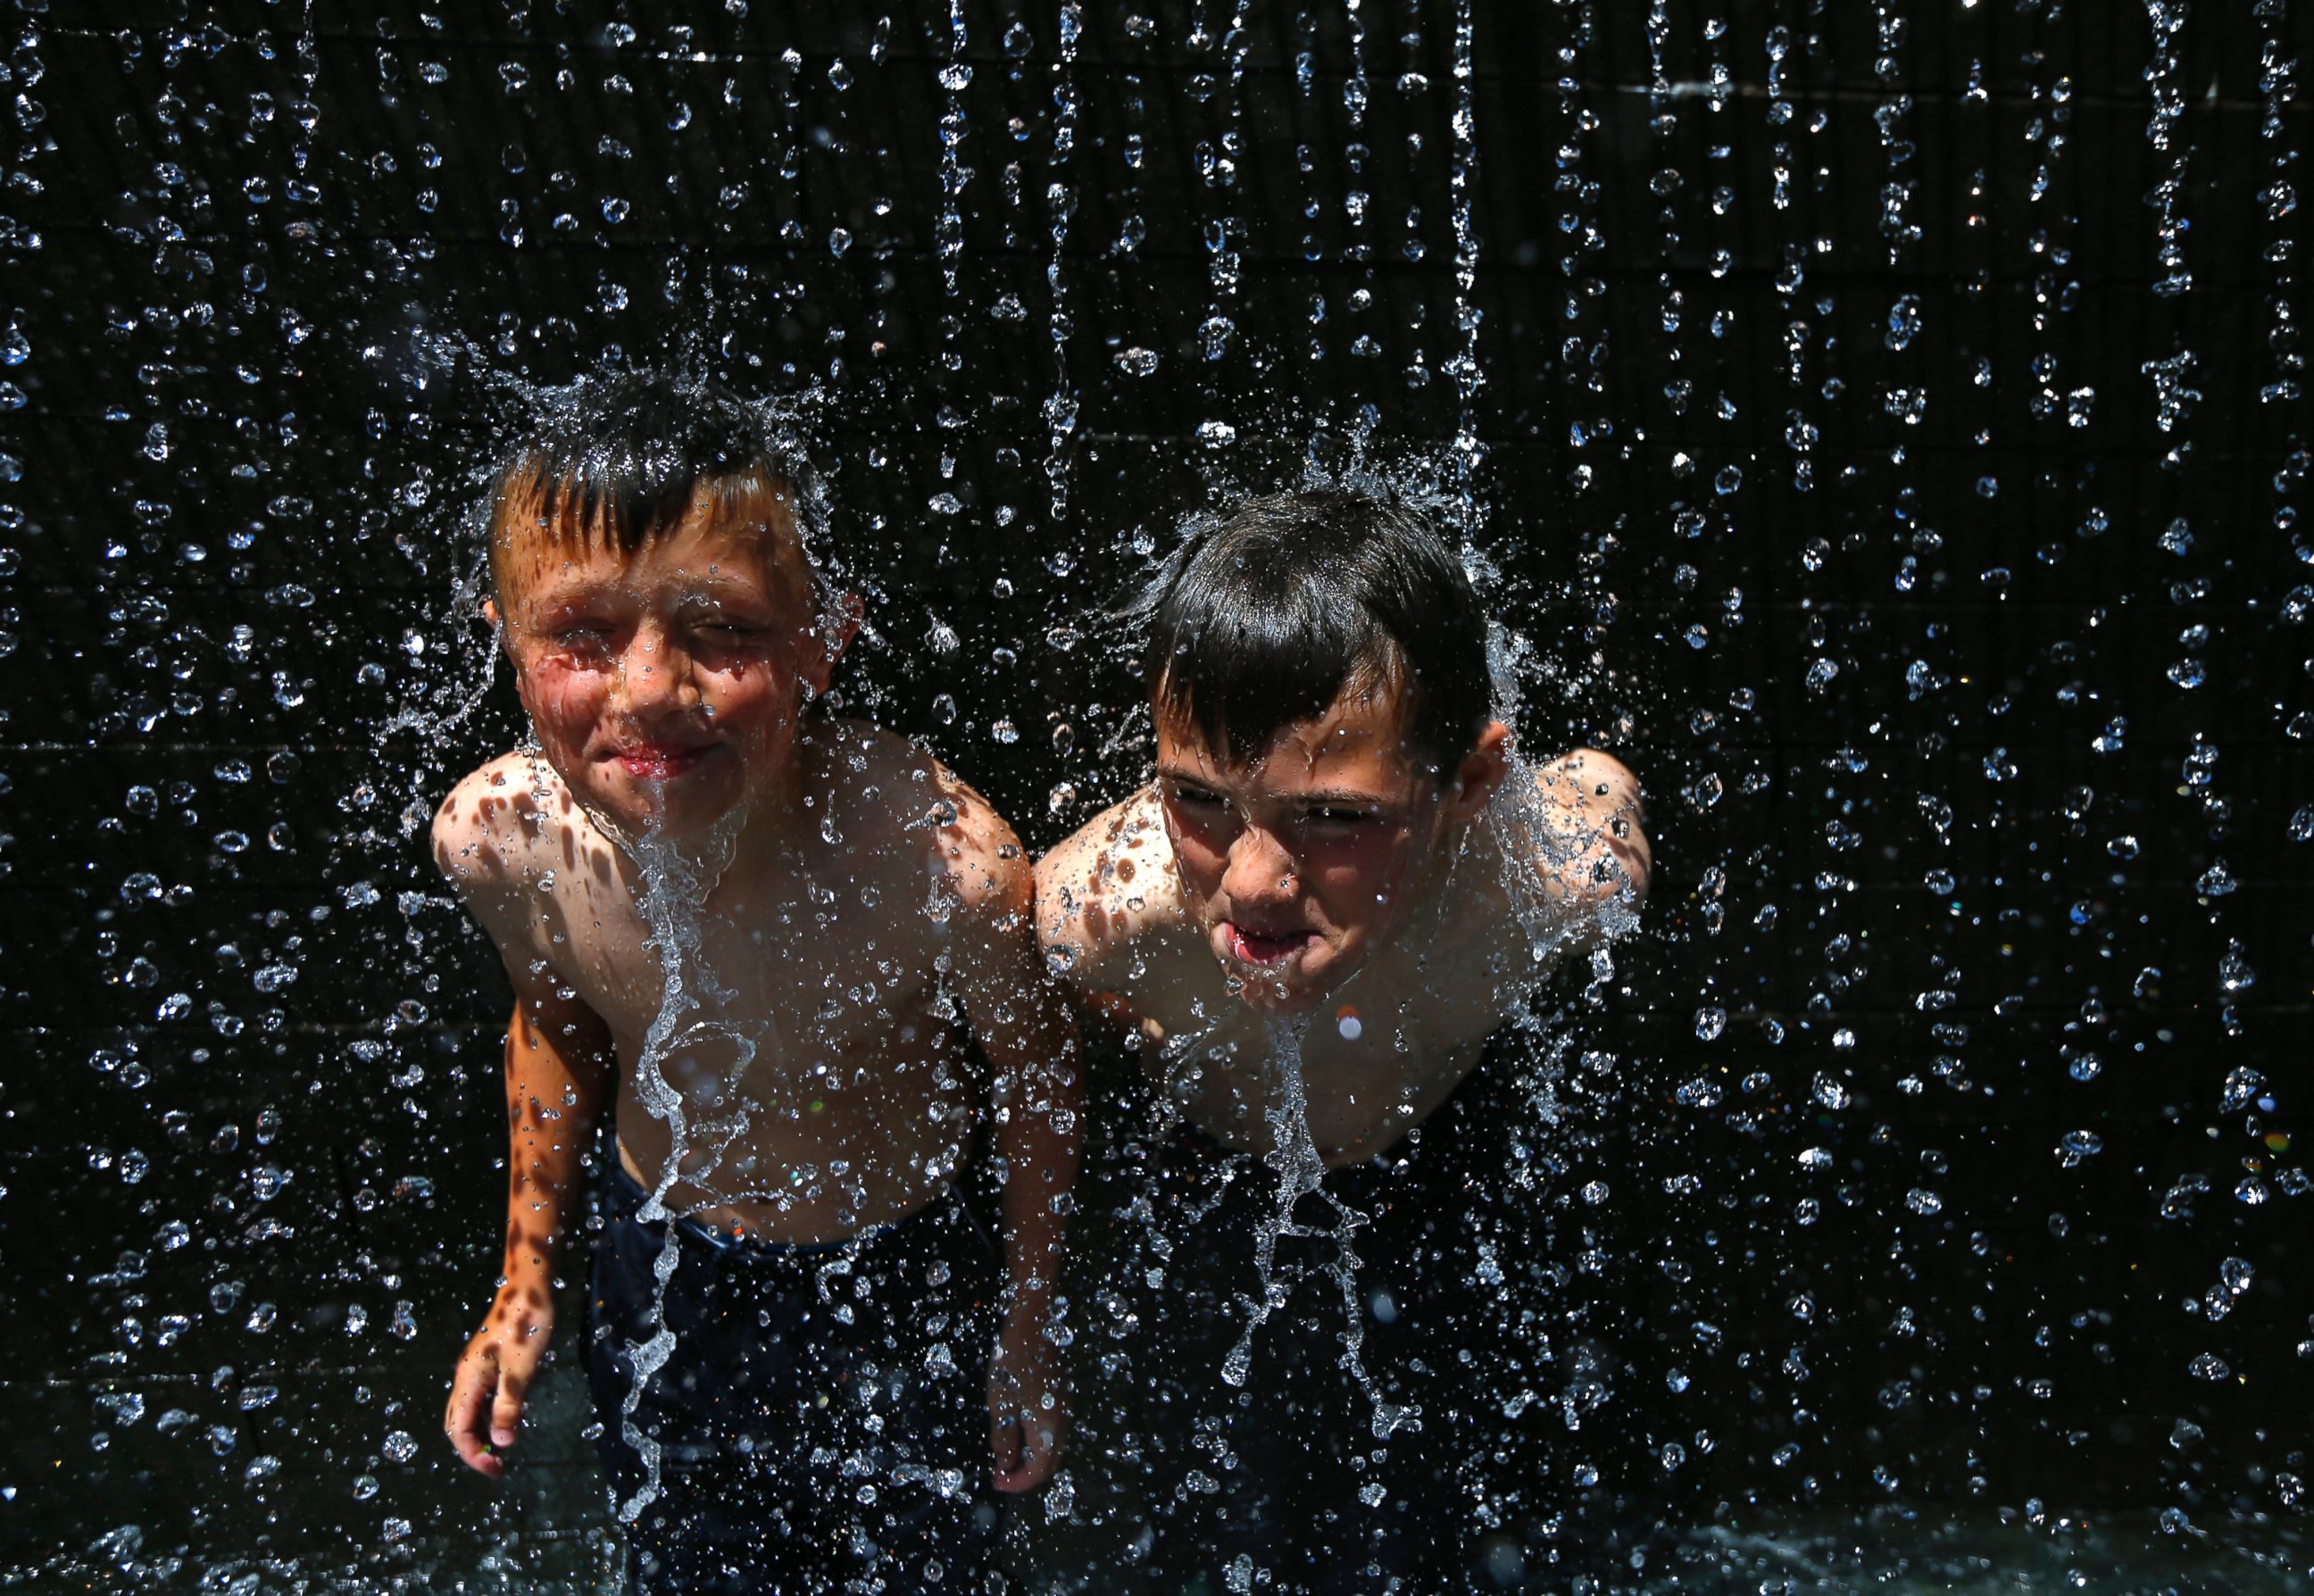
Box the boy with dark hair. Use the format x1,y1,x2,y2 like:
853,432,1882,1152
435,373,1077,1593
1036,486,1649,1589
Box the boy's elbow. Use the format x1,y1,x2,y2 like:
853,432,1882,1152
1619,850,1652,904
1611,825,1652,902
1582,846,1646,914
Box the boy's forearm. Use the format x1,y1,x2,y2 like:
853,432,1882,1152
992,1035,1080,1319
496,1001,612,1293
997,1121,1074,1316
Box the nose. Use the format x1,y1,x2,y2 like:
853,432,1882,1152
612,623,701,719
1219,821,1297,908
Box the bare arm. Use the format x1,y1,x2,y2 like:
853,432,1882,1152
948,797,1082,1492
442,989,613,1477
433,767,616,1478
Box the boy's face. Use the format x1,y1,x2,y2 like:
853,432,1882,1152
1155,683,1503,1015
489,485,844,841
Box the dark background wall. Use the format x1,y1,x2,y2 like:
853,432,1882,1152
2,0,2309,1585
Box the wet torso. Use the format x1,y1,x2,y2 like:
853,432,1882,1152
457,721,995,1242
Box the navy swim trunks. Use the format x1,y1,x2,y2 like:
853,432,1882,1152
587,1160,1007,1595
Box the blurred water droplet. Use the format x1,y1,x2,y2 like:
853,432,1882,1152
2222,1067,2267,1112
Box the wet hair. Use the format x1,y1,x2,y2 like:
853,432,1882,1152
1137,487,1494,782
486,371,822,600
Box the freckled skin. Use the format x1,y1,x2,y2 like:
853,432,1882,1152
1036,687,1649,1168
436,486,1080,1493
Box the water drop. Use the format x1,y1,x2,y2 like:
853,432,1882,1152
2222,1067,2267,1112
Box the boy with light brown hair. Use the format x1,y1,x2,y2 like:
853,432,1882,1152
433,373,1076,1593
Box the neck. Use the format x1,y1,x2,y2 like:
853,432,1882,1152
1305,805,1492,1017
1404,802,1492,934
719,719,829,882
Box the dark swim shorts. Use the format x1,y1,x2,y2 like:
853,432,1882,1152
1061,1025,1613,1594
587,1160,1006,1595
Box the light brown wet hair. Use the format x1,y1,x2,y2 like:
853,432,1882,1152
485,372,822,604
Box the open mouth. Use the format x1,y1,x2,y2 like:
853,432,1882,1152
1222,922,1319,967
610,744,720,781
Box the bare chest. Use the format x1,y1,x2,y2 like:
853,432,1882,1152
535,878,957,1075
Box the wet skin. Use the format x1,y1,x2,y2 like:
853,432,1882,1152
1037,686,1650,1168
437,485,1078,1492
488,482,835,843
1154,686,1495,1016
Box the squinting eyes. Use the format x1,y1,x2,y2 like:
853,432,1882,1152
1168,787,1380,828
541,619,761,645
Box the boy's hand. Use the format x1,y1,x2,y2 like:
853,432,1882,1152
988,1308,1067,1494
444,1292,553,1479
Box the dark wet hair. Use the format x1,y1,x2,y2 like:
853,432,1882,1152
1138,487,1494,782
487,371,821,598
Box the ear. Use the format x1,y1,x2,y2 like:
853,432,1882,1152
1444,719,1511,825
804,592,863,696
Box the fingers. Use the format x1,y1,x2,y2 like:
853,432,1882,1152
444,1345,507,1479
491,1366,529,1452
988,1407,1024,1489
988,1357,1066,1494
995,1406,1064,1489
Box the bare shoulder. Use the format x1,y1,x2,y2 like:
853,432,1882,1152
1529,746,1644,810
430,751,575,897
1033,785,1185,968
1517,745,1652,902
430,752,610,993
817,719,1031,918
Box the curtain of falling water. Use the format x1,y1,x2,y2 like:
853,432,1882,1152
4,3,2310,1589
